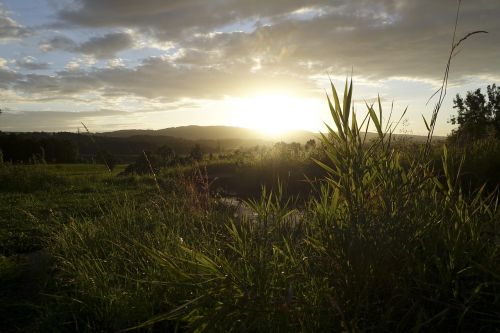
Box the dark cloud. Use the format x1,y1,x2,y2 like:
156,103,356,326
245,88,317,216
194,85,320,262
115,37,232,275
15,57,50,70
14,71,101,96
40,32,134,59
11,55,309,100
57,0,347,42
181,0,499,82
58,0,250,40
39,36,76,52
0,67,21,89
0,7,32,41
55,0,499,82
76,32,134,59
95,56,309,99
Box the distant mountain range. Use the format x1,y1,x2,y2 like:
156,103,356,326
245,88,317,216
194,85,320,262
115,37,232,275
1,125,445,164
99,125,442,143
99,125,319,143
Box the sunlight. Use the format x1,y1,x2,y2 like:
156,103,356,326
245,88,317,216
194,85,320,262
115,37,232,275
227,94,323,136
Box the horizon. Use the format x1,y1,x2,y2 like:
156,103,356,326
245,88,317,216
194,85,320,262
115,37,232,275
0,0,499,135
0,124,447,140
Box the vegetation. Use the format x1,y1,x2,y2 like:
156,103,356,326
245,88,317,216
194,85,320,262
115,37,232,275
0,134,78,164
1,80,498,332
0,128,319,166
450,83,500,141
446,84,500,190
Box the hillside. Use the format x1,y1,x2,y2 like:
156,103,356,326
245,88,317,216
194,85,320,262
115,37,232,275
0,126,443,165
99,125,319,142
100,125,441,143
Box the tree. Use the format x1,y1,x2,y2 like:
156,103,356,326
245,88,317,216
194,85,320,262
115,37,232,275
120,151,161,175
97,149,117,171
487,84,500,135
0,109,3,164
305,139,316,151
156,145,175,166
450,84,500,141
190,144,203,161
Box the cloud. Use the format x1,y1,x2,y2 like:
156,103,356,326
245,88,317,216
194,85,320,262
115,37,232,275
54,0,500,82
9,0,500,104
12,70,104,98
76,32,135,59
10,55,310,101
0,66,20,89
40,32,134,59
56,0,339,38
0,109,132,132
39,36,76,52
182,1,499,82
0,57,8,68
2,0,499,127
0,6,31,42
15,56,50,70
107,58,125,68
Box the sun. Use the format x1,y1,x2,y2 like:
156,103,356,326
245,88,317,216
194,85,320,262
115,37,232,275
228,94,322,136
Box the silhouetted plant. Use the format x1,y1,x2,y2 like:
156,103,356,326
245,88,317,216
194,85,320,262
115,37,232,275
190,144,203,161
450,84,500,141
97,150,117,171
156,145,176,165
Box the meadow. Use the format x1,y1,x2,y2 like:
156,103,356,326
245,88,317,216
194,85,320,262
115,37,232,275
1,83,499,332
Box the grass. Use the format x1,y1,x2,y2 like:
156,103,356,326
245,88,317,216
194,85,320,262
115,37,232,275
1,80,497,331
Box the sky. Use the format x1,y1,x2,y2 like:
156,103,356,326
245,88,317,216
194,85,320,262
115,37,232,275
0,0,499,135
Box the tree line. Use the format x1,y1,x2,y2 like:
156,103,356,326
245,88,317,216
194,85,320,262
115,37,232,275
0,132,219,165
0,134,78,164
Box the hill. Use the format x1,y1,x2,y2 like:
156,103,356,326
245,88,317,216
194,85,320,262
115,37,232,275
99,125,319,143
100,125,441,143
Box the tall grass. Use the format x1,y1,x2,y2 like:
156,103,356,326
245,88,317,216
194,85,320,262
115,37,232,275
42,80,500,332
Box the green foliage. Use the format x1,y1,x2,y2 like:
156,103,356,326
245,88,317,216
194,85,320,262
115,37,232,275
450,83,500,141
309,80,499,330
190,143,203,161
0,164,151,256
447,84,500,190
0,255,18,283
121,146,181,175
0,134,78,164
0,164,68,193
157,144,176,164
121,151,162,175
97,149,117,171
448,137,500,191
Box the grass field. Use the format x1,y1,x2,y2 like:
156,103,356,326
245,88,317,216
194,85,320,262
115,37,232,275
0,164,164,331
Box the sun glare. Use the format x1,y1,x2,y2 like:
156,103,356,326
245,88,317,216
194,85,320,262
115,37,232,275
228,94,322,136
